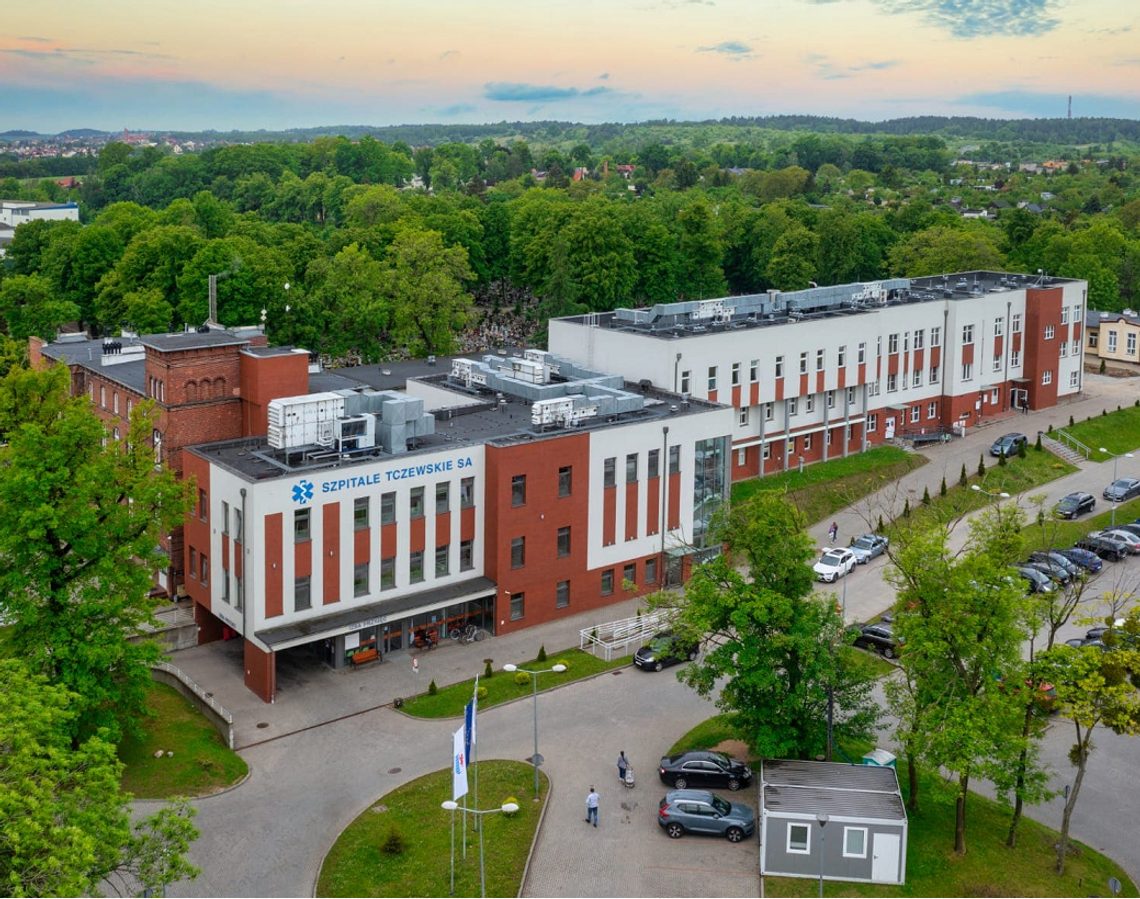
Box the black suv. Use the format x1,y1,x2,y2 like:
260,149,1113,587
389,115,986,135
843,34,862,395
658,750,752,791
634,632,699,672
990,432,1028,457
1075,531,1130,562
1053,492,1096,519
851,622,901,659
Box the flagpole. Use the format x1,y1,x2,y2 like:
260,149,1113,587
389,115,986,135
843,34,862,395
473,675,480,832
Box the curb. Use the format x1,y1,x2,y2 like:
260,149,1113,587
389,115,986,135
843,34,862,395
518,774,553,899
130,765,253,808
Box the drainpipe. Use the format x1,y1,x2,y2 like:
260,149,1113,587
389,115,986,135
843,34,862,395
1002,300,1012,411
673,353,682,394
660,426,669,584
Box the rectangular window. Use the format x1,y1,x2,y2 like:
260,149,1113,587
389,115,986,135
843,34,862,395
1070,370,1080,387
913,369,922,387
511,474,526,506
762,443,771,460
234,509,243,543
680,370,691,394
353,563,368,597
928,401,937,419
994,353,1003,370
558,466,572,496
1012,314,1022,334
645,557,658,584
460,540,474,572
869,381,880,396
293,575,312,612
799,351,808,374
931,326,941,347
775,356,784,378
903,331,909,353
887,374,898,392
962,324,974,345
626,453,638,482
1089,332,1099,348
381,556,396,589
113,392,120,414
731,362,740,386
1071,339,1080,355
737,447,746,466
557,526,571,557
601,569,614,595
460,477,475,508
827,389,835,408
556,580,570,609
623,563,636,587
826,430,833,446
846,387,856,405
100,385,106,407
787,437,795,454
1061,305,1069,325
435,544,449,577
991,388,999,405
914,329,925,350
381,491,396,524
511,536,526,569
1010,350,1020,367
199,488,208,521
788,397,798,415
787,823,811,854
910,406,920,423
1129,333,1137,356
888,333,898,354
669,445,680,474
189,547,197,579
962,362,973,382
994,319,1004,337
199,553,208,586
803,433,812,450
1042,369,1053,385
843,827,868,859
409,550,425,583
1045,324,1055,340
435,482,450,515
127,398,132,417
221,571,230,605
738,407,749,427
510,592,525,621
647,450,660,479
222,501,230,535
749,359,759,382
805,395,813,413
1108,330,1118,352
858,342,867,364
868,412,878,432
354,496,369,530
1060,341,1068,358
707,366,718,392
410,486,425,519
603,457,616,488
764,402,774,421
294,508,311,542
816,349,825,371
838,345,846,368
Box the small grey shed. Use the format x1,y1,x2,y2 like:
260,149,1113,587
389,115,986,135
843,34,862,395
760,759,907,886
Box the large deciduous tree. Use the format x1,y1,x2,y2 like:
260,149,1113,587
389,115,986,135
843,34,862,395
384,228,474,355
888,224,1005,277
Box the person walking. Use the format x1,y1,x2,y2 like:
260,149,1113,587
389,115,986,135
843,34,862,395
616,752,628,783
828,521,838,544
586,786,599,827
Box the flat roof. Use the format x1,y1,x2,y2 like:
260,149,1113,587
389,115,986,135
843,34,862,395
141,331,251,352
761,759,906,821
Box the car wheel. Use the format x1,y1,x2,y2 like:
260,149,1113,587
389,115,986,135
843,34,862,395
687,648,698,661
673,776,688,789
727,777,742,791
726,826,745,843
654,661,664,672
883,646,896,660
666,822,684,839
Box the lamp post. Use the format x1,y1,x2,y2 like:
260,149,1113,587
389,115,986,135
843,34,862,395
970,484,1011,501
441,800,519,898
816,813,829,898
503,663,566,798
1099,447,1135,527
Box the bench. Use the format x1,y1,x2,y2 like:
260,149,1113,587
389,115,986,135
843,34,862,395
350,648,379,667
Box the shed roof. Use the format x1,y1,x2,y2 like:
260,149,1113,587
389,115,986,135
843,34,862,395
761,759,906,822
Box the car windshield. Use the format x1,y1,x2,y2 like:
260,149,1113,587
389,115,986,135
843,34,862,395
852,537,874,549
1058,497,1077,508
819,551,843,565
711,795,731,816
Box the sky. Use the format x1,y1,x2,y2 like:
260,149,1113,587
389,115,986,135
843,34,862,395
2,0,1139,133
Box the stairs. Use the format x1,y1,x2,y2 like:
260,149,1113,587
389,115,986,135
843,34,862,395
1040,434,1088,467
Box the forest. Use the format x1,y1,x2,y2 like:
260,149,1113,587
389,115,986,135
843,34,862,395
1,122,1139,364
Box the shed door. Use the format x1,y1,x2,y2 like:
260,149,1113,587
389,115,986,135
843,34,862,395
871,832,900,883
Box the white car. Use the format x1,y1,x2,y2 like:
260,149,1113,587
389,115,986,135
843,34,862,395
813,548,857,583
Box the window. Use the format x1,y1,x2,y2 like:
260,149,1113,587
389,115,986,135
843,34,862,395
788,397,798,415
601,569,614,595
113,392,119,414
887,373,898,393
764,402,774,421
749,359,759,382
707,366,718,392
511,474,526,506
556,580,570,609
930,326,941,347
910,405,920,423
962,362,973,382
826,430,833,446
623,563,636,586
199,553,208,586
1070,370,1080,387
234,509,243,543
731,362,740,386
461,477,475,508
235,574,243,611
738,407,749,427
991,388,999,405
1060,341,1068,358
843,827,868,859
994,319,1004,337
645,557,658,584
838,345,846,368
669,445,680,474
354,497,369,530
1073,304,1082,322
1045,324,1055,340
460,540,474,572
221,571,230,605
436,482,450,515
680,370,691,394
410,486,425,519
557,526,571,558
221,501,230,535
888,333,899,354
912,369,922,388
189,547,197,579
1042,369,1053,385
816,349,825,371
858,342,867,364
647,450,660,479
787,823,811,854
289,575,311,612
994,353,1003,371
846,386,856,405
199,488,208,521
786,437,795,454
762,443,771,460
803,434,812,451
903,331,909,353
1071,339,1080,355
868,413,878,432
799,352,808,374
510,592,525,620
1089,332,1099,348
1061,305,1069,325
511,536,525,569
626,453,638,482
409,550,425,583
737,447,745,466
435,544,449,577
381,492,396,524
928,401,938,419
962,324,974,345
1108,330,1118,353
294,508,311,542
1010,350,1020,367
806,394,816,413
127,398,132,417
1012,314,1022,334
1129,333,1137,356
100,385,106,407
869,381,880,396
775,356,784,378
603,458,616,488
381,556,396,589
558,466,572,496
914,329,925,350
353,563,369,597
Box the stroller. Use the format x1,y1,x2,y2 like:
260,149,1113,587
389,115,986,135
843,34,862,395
623,762,635,788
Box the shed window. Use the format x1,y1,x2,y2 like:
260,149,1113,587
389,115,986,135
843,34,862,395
843,826,868,859
787,823,811,854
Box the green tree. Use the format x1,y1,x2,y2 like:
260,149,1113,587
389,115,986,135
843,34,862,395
0,659,200,897
888,225,1005,277
304,243,391,361
384,228,474,355
95,225,203,329
676,199,726,300
559,200,637,311
0,365,194,743
0,273,80,341
766,224,818,291
175,235,293,328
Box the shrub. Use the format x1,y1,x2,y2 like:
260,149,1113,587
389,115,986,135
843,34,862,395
382,825,406,855
922,486,931,505
940,476,947,497
877,514,884,532
998,452,1008,467
977,454,986,478
959,462,968,488
1103,408,1108,417
553,658,570,671
1049,423,1055,433
428,679,438,696
902,498,910,518
1035,433,1043,451
1100,358,1107,373
502,797,519,817
537,645,547,663
476,685,488,701
1018,439,1027,458
1069,415,1074,427
484,661,494,679
514,671,531,686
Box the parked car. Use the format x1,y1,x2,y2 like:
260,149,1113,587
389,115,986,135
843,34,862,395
1028,550,1081,578
1066,636,1106,651
658,750,753,792
991,432,1029,457
849,533,889,564
1056,547,1104,573
1107,522,1140,540
1021,559,1072,585
634,632,699,672
1103,528,1140,554
1014,566,1056,594
851,622,901,659
657,789,755,842
813,547,857,583
1103,478,1140,502
1053,492,1096,519
1075,531,1130,562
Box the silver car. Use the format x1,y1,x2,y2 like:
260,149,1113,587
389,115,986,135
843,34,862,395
657,789,755,842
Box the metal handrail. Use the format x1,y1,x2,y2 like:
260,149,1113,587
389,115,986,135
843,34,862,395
1050,428,1091,459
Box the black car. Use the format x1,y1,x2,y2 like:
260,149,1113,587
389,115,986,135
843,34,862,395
1028,551,1081,579
1075,531,1130,562
1103,478,1140,502
990,432,1028,457
851,622,901,659
1021,559,1072,585
1014,566,1056,594
634,632,699,672
1053,492,1096,519
1056,547,1104,573
658,750,753,792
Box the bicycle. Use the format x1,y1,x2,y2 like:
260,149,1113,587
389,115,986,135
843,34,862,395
449,624,487,644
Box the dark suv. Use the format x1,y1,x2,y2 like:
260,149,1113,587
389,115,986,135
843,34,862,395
658,750,752,791
1053,492,1096,519
1075,531,1129,562
851,622,901,659
634,632,699,672
991,433,1028,457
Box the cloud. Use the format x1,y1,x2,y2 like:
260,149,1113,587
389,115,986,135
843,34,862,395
1087,24,1132,35
17,36,53,42
483,82,581,101
696,40,756,59
439,50,460,60
438,103,476,116
850,60,899,71
805,54,897,79
581,86,612,97
954,89,1140,118
873,0,1062,39
598,72,610,80
0,43,175,65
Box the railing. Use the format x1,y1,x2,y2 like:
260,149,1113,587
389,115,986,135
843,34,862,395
1050,428,1092,459
580,609,675,661
151,661,235,749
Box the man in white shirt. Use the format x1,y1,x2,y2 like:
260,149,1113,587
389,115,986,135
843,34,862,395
586,786,599,826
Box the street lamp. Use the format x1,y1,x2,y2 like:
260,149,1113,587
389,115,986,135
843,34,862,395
971,484,1011,500
1099,447,1135,527
816,813,829,898
503,663,566,798
441,800,519,898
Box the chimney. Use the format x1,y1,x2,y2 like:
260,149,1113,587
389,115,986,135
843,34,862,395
208,274,219,326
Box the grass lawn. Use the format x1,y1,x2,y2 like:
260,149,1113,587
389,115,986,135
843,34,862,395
667,713,743,755
400,648,628,719
1059,404,1140,456
1019,495,1140,558
318,760,545,898
118,681,248,799
731,446,928,525
840,644,897,679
